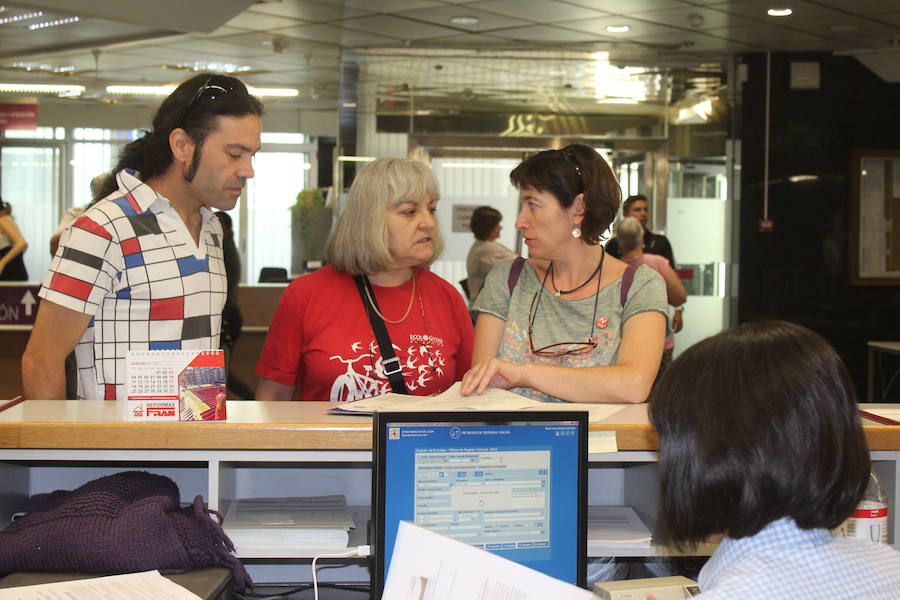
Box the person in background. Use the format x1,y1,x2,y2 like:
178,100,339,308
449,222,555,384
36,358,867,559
22,73,263,400
465,205,516,305
214,210,253,400
606,194,683,334
49,173,112,257
255,157,473,402
0,196,28,281
615,216,685,375
461,144,667,403
648,321,900,599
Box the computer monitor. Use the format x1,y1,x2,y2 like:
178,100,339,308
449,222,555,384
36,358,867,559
372,410,588,598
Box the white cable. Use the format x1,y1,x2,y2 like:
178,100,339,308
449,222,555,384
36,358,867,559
311,545,371,600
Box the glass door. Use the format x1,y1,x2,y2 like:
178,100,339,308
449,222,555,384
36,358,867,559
0,140,65,282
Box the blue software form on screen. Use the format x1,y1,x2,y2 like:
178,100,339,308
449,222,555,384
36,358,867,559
374,411,587,595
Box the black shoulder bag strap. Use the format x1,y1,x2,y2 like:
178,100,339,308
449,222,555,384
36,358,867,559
353,275,408,394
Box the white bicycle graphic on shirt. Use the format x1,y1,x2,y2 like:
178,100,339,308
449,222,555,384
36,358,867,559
329,351,388,403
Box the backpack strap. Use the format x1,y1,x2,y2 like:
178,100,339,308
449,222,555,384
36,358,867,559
620,265,636,308
507,256,526,295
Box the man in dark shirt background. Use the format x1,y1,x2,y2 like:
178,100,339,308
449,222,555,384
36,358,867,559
607,194,683,332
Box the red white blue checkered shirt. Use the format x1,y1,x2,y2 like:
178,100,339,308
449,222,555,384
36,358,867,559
40,169,227,400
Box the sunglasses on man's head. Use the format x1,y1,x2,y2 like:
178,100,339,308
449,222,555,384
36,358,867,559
175,75,243,130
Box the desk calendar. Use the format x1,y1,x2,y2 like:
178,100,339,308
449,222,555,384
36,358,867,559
124,349,227,422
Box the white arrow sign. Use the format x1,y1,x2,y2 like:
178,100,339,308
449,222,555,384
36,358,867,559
20,289,36,317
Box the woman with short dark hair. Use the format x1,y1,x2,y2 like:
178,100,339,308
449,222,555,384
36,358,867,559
461,144,667,403
649,320,900,598
465,206,515,304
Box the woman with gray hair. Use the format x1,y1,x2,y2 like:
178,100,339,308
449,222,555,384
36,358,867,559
255,158,473,401
616,215,685,372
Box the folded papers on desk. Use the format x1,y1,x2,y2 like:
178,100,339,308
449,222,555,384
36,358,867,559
0,570,203,600
331,382,627,424
223,495,355,552
587,506,652,551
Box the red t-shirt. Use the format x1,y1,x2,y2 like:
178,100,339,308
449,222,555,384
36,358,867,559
255,266,474,401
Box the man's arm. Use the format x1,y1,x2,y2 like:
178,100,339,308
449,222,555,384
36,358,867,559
22,301,92,399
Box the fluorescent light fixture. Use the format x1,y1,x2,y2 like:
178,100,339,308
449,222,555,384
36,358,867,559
175,62,252,73
27,16,79,30
450,16,479,25
248,87,298,97
442,162,511,169
342,102,357,108
788,175,818,182
606,25,630,33
0,83,83,94
337,155,376,162
0,10,42,25
106,85,299,97
107,84,175,95
767,8,792,17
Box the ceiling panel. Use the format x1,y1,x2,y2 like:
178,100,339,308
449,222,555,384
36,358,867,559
705,23,829,48
393,5,533,32
813,0,900,14
246,0,367,22
565,0,689,13
629,5,758,30
706,0,847,22
310,0,444,11
489,24,615,43
269,23,404,46
558,15,689,39
467,0,610,23
339,14,462,40
627,29,757,52
226,12,306,31
419,32,525,47
870,10,900,27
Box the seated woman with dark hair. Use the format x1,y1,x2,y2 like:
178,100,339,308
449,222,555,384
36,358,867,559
465,206,516,305
649,320,900,599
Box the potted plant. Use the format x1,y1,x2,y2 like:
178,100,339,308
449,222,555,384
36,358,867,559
290,188,332,273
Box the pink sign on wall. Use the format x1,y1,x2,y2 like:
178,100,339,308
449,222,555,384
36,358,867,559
0,104,37,129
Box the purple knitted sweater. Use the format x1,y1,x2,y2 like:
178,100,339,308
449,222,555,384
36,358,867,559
0,471,250,590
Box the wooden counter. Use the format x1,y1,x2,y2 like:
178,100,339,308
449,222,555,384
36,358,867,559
2,401,898,451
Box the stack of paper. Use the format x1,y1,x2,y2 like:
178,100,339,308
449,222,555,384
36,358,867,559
587,505,653,552
223,495,355,552
331,382,627,423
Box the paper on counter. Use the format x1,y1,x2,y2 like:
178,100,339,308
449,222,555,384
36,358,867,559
587,506,652,547
589,431,618,453
0,570,203,600
332,382,629,424
383,521,593,600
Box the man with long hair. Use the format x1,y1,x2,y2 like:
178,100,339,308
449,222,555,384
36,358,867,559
23,74,263,400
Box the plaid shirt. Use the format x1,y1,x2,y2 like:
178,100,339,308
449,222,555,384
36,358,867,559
696,518,900,599
40,170,226,400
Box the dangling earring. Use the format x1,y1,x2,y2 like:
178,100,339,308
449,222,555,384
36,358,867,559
571,226,582,238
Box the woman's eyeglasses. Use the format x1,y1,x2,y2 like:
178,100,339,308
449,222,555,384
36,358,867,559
175,75,242,130
527,289,598,356
527,248,605,357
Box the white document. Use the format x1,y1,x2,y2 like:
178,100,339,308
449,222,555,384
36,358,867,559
587,505,652,548
0,570,203,600
383,521,594,600
333,382,627,423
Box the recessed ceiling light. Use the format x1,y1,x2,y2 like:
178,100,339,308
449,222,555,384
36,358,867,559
450,16,479,25
606,25,631,33
767,8,793,17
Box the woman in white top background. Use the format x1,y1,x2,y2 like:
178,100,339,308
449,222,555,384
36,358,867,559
0,196,28,281
465,206,516,305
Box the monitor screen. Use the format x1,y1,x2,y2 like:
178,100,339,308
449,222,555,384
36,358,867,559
372,410,587,598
